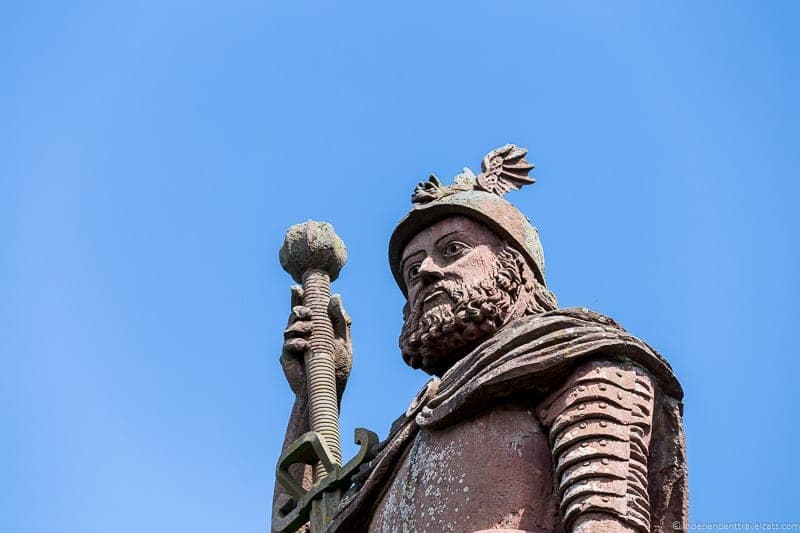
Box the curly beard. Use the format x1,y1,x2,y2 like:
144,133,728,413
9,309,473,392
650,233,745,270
399,243,557,376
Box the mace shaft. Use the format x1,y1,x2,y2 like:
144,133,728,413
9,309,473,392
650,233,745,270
302,268,342,480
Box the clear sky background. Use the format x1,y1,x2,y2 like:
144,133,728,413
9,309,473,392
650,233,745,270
2,2,799,532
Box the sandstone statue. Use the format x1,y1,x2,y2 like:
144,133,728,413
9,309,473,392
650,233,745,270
272,145,688,532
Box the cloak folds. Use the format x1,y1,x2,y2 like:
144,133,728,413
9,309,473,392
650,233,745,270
329,308,688,532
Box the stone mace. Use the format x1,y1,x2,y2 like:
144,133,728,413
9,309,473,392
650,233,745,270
279,220,347,480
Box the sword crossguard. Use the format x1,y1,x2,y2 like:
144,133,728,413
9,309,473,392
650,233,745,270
272,428,379,533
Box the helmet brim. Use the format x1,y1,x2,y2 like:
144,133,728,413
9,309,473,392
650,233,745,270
389,190,545,297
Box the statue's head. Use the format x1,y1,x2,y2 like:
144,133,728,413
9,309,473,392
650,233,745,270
389,145,558,376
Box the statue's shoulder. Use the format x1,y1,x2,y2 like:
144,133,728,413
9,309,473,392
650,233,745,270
420,308,682,429
517,307,684,399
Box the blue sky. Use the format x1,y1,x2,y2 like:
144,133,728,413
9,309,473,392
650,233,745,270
2,2,798,532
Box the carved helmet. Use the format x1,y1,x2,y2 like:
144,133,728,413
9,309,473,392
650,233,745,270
389,144,546,297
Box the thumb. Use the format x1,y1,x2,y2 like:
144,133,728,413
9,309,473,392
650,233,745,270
328,294,351,341
290,284,304,308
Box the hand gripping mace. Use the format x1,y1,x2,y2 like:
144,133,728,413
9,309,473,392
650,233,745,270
274,221,377,533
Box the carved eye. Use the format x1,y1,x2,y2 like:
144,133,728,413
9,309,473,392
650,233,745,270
406,263,421,284
442,241,469,258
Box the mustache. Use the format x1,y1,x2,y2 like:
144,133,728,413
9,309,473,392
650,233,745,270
417,279,464,306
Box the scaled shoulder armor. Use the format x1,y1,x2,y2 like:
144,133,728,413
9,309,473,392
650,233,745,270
538,359,655,532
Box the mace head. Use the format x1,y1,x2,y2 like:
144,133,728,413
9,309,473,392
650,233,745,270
279,220,348,283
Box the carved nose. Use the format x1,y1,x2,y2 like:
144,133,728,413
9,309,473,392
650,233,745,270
418,256,444,284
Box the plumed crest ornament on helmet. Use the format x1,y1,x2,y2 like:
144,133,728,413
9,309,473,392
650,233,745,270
391,144,547,296
477,144,535,196
411,144,535,204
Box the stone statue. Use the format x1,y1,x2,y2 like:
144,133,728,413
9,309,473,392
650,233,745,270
272,145,688,532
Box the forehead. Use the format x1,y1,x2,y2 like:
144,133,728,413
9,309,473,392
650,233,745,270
401,215,499,259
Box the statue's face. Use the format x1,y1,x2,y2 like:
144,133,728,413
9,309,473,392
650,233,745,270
401,216,504,308
398,216,513,375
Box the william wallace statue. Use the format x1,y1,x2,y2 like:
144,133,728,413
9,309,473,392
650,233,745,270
272,145,688,533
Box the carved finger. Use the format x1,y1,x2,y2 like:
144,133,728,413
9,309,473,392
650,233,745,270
283,337,309,355
284,319,312,338
290,305,312,322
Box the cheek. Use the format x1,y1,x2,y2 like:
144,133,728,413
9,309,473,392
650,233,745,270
448,247,497,283
406,287,422,310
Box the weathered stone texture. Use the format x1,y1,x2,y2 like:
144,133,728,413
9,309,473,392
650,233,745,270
370,403,559,532
272,145,687,533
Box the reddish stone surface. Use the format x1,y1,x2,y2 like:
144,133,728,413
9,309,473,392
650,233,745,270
369,402,559,532
273,145,687,533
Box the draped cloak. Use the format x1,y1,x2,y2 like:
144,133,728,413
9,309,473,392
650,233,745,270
328,308,688,532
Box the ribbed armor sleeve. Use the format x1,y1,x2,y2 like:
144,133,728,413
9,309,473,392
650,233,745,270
537,359,655,532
